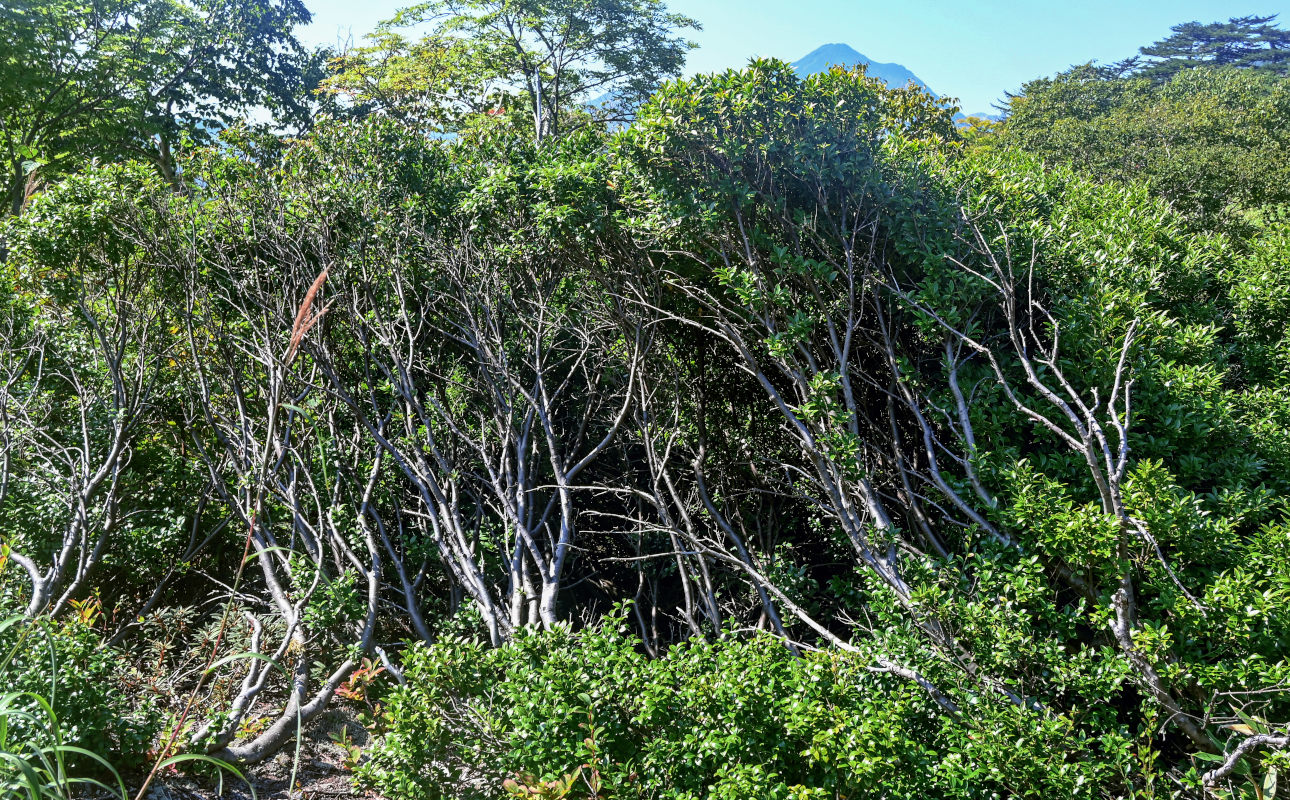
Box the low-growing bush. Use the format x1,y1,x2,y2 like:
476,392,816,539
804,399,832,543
0,613,140,799
358,611,1164,800
0,609,159,771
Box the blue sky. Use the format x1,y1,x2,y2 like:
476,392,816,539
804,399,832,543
300,0,1290,113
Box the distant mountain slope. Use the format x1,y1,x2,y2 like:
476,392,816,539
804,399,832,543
790,43,1003,121
593,44,1003,124
791,43,933,94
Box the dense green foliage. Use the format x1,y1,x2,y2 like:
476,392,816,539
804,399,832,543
996,65,1290,226
322,0,699,138
360,613,1174,800
1118,15,1290,81
0,611,136,799
2,4,1290,798
0,617,157,770
0,0,322,214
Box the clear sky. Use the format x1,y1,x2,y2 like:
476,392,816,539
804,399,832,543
300,0,1290,113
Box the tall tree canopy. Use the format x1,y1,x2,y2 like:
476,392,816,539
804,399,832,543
1120,14,1290,81
323,0,699,141
996,64,1290,226
0,0,321,215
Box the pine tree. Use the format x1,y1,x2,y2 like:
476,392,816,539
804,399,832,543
1131,15,1290,81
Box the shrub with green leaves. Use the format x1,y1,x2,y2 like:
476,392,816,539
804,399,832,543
0,612,158,772
0,12,1288,793
995,64,1290,229
359,611,1172,800
0,612,150,799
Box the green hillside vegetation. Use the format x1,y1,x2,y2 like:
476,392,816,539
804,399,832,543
992,16,1290,230
1,4,1289,799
